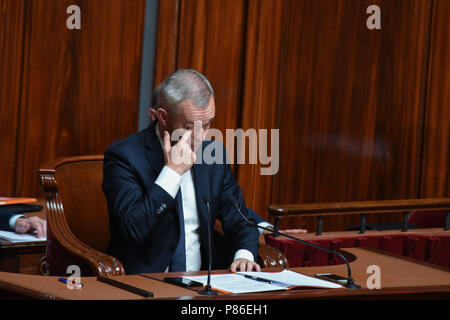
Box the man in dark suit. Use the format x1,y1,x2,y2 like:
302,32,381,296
0,209,46,238
102,69,263,274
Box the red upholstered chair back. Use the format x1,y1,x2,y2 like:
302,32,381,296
408,210,446,228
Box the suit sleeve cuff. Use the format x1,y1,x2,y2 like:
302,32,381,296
9,214,26,230
155,166,182,199
233,249,255,262
257,222,273,235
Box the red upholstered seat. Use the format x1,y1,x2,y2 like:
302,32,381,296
266,231,450,269
408,210,446,228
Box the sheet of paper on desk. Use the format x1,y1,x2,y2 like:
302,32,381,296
0,230,46,242
182,273,289,294
238,270,343,289
182,270,342,294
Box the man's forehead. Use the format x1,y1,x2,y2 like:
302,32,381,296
181,98,215,122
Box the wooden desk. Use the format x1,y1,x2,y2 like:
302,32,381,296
0,248,449,300
0,203,46,274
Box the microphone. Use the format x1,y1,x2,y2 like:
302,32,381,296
227,195,361,290
198,194,218,296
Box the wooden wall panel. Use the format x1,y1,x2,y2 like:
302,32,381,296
152,0,449,231
153,0,179,86
2,0,145,197
420,0,450,198
237,0,284,216
154,0,247,144
177,0,207,71
270,0,432,230
0,0,26,195
203,0,247,139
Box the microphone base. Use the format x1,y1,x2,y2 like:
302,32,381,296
198,285,219,296
344,279,361,290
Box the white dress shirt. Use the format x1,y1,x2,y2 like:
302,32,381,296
9,214,26,230
153,125,255,271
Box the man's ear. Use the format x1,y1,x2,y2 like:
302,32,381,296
149,108,157,122
150,107,168,126
156,108,168,126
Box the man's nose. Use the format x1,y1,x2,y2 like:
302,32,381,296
193,127,204,138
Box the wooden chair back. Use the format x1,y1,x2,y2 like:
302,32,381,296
51,157,109,251
39,155,124,276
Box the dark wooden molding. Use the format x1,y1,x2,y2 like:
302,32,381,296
268,198,450,217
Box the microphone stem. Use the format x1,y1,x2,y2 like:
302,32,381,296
234,203,358,289
198,196,218,295
206,201,212,286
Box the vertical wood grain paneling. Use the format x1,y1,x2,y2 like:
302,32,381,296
153,0,247,154
151,0,448,231
237,0,284,218
14,0,145,196
153,0,179,85
0,0,26,195
270,0,432,230
176,0,208,71
203,0,246,140
420,0,450,198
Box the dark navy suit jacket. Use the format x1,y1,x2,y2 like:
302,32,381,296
0,209,15,231
102,121,260,274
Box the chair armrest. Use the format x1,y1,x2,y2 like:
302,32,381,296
40,170,125,277
257,243,289,268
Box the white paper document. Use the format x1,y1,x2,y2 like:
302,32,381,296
183,270,343,294
0,230,46,243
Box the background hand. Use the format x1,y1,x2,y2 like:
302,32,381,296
14,216,46,238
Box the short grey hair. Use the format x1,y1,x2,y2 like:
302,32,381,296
153,69,215,113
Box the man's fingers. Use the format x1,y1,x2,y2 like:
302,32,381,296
29,217,47,238
229,259,261,272
246,261,260,272
240,260,247,272
163,131,171,151
230,261,237,273
179,129,192,144
16,217,47,238
15,220,30,234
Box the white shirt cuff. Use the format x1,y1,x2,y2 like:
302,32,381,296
155,166,182,199
233,249,255,262
257,222,273,235
9,214,26,230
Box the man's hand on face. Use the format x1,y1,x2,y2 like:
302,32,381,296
229,258,261,273
163,129,197,175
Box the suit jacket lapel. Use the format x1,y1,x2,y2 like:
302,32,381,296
145,120,165,175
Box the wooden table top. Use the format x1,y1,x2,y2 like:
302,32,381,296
0,248,449,300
